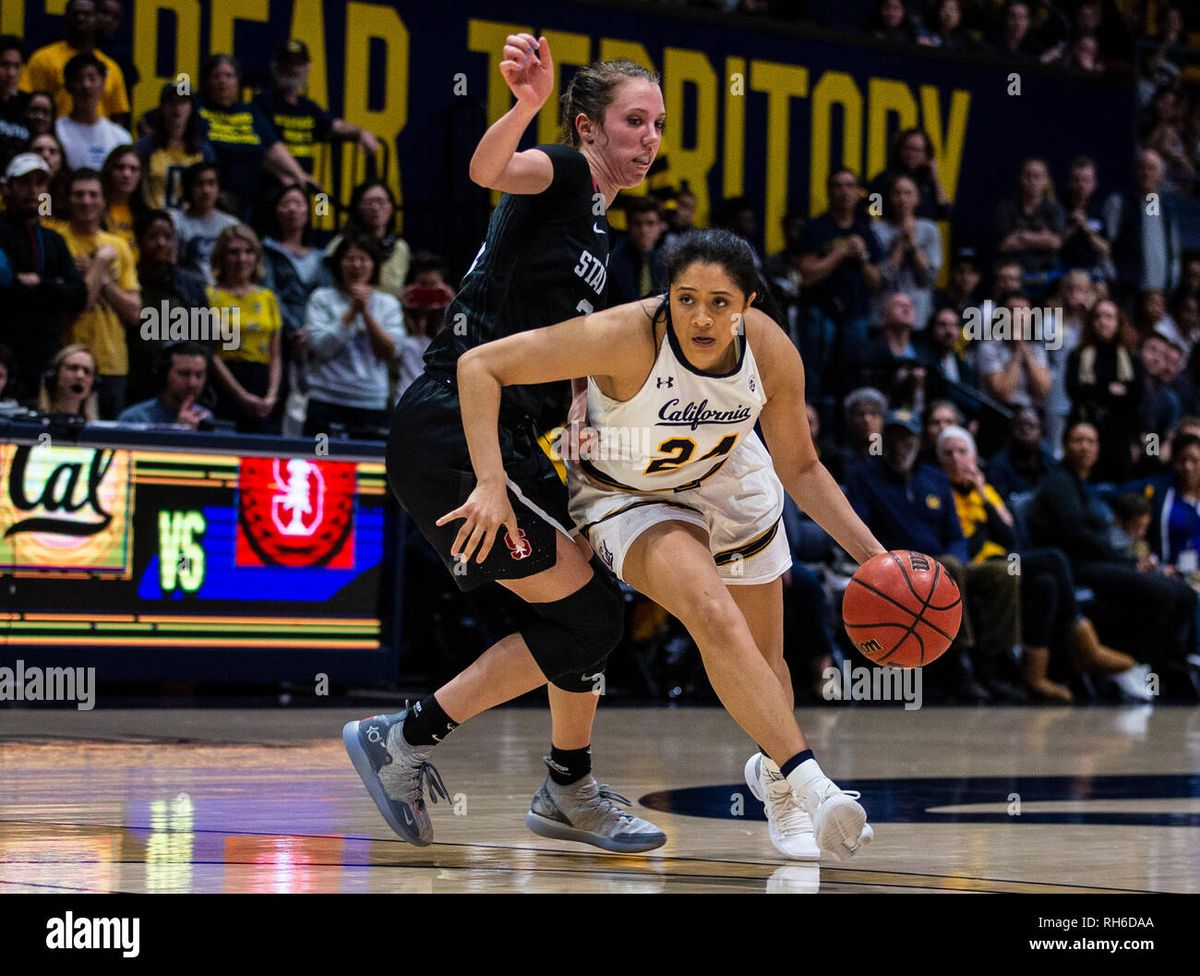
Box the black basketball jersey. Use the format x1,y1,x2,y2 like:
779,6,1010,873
423,143,609,429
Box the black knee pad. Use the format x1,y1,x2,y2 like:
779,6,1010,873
522,557,625,692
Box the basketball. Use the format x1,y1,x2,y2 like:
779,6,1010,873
842,551,962,668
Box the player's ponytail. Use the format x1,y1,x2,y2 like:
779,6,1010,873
560,61,661,147
750,271,784,325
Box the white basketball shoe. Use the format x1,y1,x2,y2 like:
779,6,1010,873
745,753,875,862
744,753,821,861
801,776,874,862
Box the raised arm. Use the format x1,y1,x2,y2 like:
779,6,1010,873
751,310,886,565
468,34,556,194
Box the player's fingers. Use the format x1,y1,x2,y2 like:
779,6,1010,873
449,518,474,559
538,36,552,69
434,505,466,527
502,49,528,70
462,521,489,565
474,524,497,564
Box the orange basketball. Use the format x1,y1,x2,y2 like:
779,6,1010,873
842,551,962,668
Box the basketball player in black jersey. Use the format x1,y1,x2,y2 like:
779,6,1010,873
344,37,668,852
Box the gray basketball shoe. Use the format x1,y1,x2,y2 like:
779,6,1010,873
526,763,667,853
343,709,449,846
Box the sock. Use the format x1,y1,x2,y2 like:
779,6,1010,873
547,744,592,786
779,749,814,780
401,695,458,748
783,753,830,809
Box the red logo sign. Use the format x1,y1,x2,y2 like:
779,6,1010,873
236,458,355,567
503,528,533,560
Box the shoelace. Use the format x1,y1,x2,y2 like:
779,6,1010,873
773,798,812,838
391,705,450,806
595,784,632,808
569,780,635,820
594,784,635,822
417,761,450,806
764,780,811,837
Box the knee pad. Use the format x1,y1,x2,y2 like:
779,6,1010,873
522,557,625,692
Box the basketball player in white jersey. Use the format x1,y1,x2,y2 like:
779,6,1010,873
440,229,886,861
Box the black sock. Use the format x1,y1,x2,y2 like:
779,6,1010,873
779,748,815,780
547,744,592,785
401,695,458,747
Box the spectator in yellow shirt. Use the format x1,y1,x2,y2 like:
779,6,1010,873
135,84,216,211
60,167,140,418
207,224,283,433
100,144,143,260
19,0,130,127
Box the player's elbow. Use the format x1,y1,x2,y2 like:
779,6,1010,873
457,346,496,386
467,158,497,189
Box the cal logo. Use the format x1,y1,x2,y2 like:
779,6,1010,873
0,444,133,577
925,494,942,510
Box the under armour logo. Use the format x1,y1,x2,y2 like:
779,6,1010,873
656,377,675,388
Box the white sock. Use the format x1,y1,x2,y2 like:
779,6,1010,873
785,758,829,808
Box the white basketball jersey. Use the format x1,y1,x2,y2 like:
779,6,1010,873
577,316,767,493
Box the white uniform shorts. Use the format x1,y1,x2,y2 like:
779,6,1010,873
567,431,791,586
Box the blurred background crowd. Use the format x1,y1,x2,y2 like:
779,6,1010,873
2,0,1200,704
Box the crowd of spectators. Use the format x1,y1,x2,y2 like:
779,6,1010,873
0,1,447,439
653,0,1175,74
2,0,1199,703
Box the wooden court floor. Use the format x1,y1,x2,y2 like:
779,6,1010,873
0,705,1197,894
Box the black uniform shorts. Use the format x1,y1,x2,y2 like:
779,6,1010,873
386,372,574,591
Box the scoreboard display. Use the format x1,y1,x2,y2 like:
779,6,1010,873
0,426,400,683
